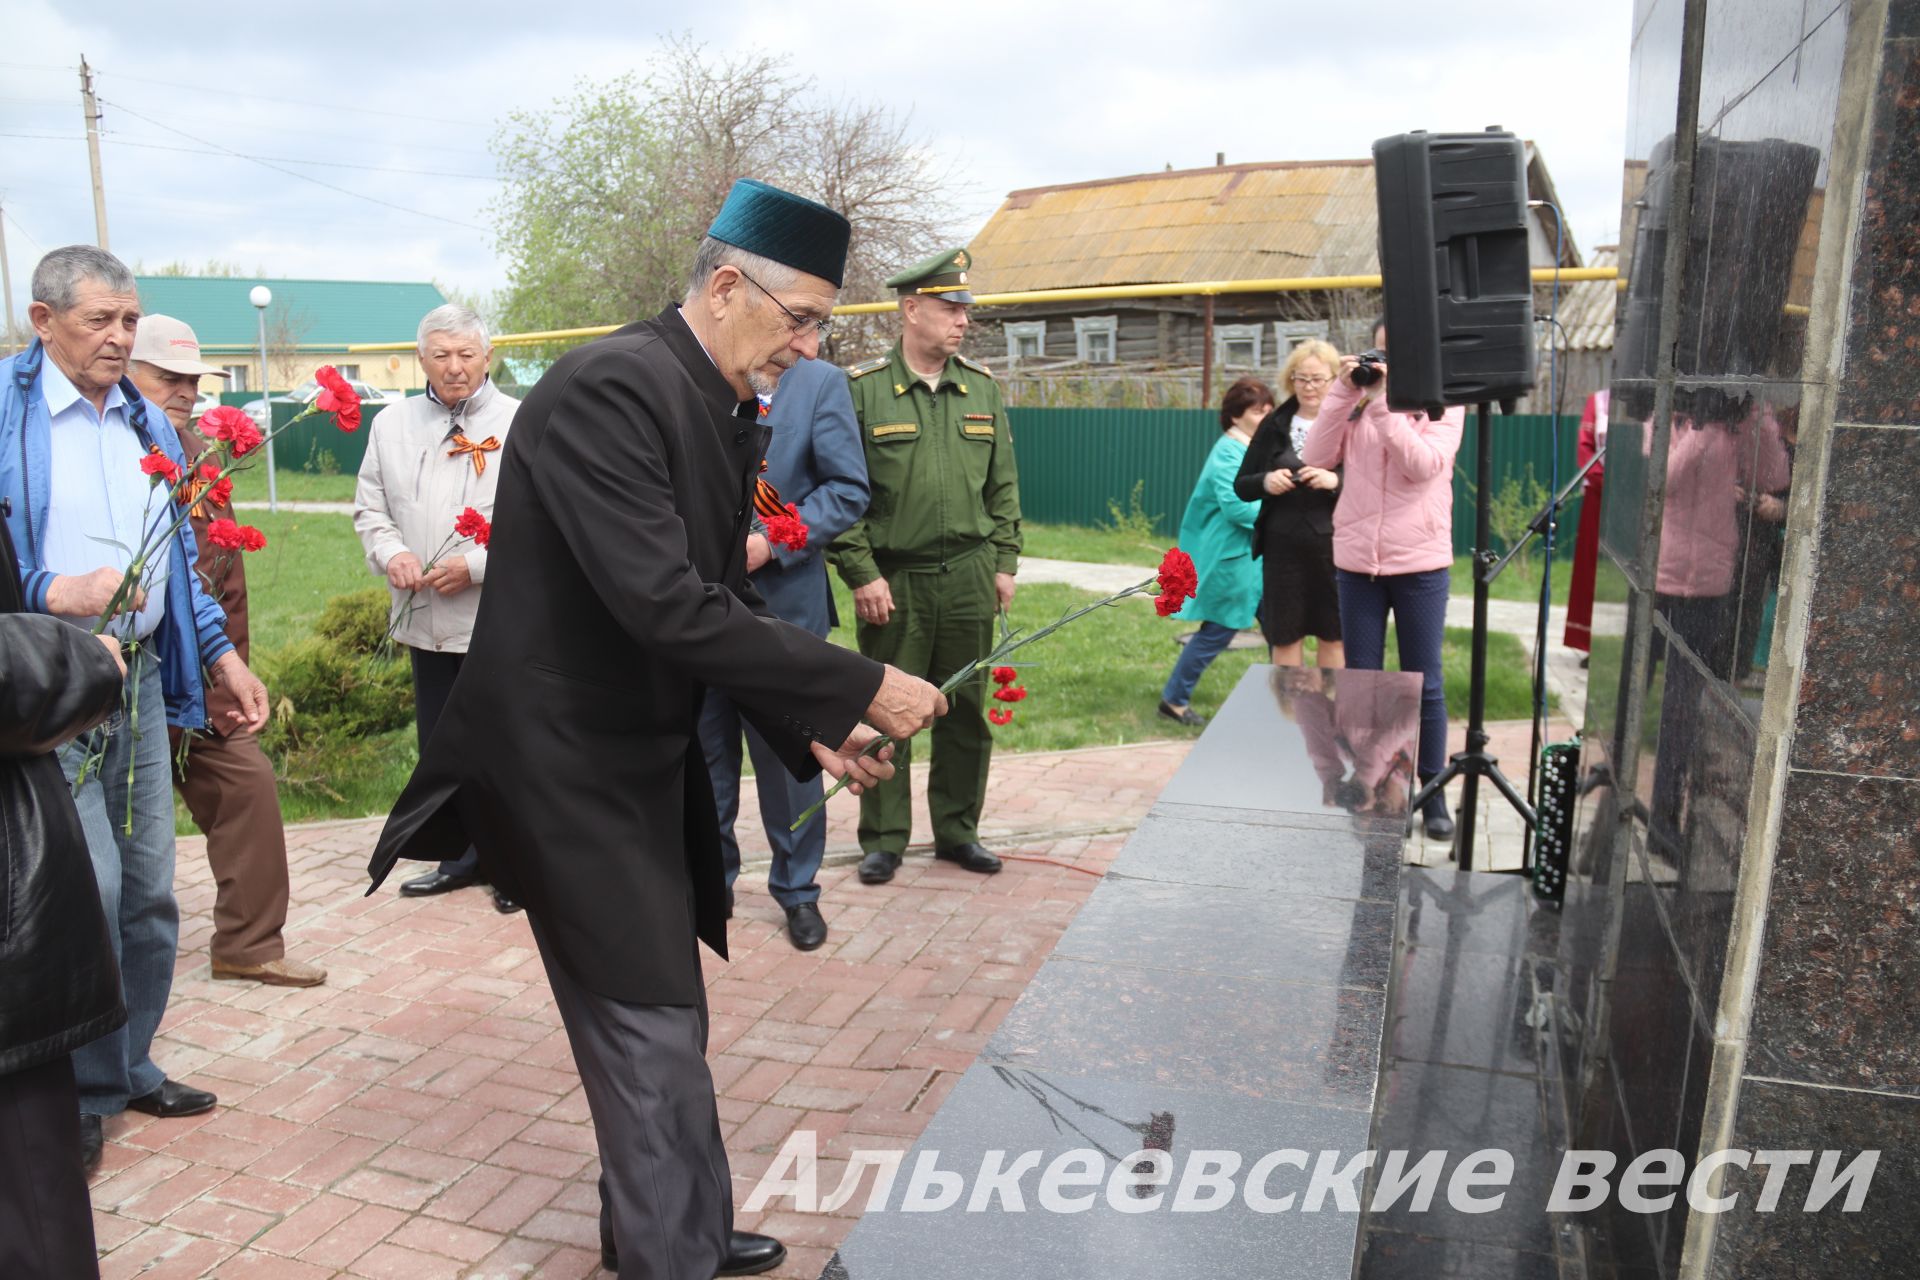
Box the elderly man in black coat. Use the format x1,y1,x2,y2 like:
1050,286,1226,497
369,179,945,1279
0,514,128,1279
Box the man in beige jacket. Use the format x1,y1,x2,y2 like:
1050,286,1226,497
353,304,520,911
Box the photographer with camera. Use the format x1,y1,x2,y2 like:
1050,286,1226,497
1300,319,1465,840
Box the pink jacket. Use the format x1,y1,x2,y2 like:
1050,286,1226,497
1654,407,1791,598
1302,377,1465,576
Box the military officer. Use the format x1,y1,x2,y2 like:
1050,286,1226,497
832,248,1022,885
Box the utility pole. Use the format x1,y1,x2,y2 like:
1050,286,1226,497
79,56,109,250
0,202,15,353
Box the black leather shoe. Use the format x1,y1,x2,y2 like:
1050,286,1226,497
1157,700,1206,727
80,1113,103,1176
1425,812,1456,841
785,902,828,951
718,1230,787,1275
934,842,1003,874
126,1079,217,1118
858,849,902,884
492,888,523,915
600,1228,786,1275
398,869,481,897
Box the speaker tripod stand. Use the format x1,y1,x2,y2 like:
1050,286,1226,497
1405,401,1536,870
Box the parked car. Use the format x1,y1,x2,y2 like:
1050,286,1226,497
193,388,223,420
240,377,397,426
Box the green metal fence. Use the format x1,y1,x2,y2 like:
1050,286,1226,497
1007,407,1586,558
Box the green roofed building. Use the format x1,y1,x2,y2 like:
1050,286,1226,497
131,276,448,395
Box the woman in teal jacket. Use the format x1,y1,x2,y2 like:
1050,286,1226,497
1157,377,1270,726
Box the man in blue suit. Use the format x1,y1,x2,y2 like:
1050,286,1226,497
698,355,869,950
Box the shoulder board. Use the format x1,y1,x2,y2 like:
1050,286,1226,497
846,357,890,379
954,354,996,379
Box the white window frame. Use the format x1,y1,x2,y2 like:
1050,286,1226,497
1074,315,1118,364
222,364,250,392
1215,324,1262,369
1005,321,1047,365
1273,320,1330,354
333,363,361,381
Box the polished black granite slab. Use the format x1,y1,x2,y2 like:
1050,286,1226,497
1153,665,1422,835
825,1068,1373,1280
820,665,1414,1279
1839,34,1920,424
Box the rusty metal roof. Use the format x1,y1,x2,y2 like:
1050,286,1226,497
966,161,1385,293
1556,244,1618,351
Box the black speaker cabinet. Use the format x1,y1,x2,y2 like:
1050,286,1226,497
1373,129,1537,414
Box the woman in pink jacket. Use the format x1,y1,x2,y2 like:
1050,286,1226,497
1300,321,1465,839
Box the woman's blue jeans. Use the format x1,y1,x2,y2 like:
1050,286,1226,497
1161,621,1239,706
1337,567,1452,819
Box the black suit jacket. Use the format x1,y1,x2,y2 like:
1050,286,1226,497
1233,397,1341,553
367,307,884,1003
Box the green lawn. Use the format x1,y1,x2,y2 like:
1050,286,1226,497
227,468,358,506
193,513,1548,829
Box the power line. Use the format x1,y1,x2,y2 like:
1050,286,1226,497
99,135,498,181
99,68,476,128
99,98,486,233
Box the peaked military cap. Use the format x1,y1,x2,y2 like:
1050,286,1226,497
888,248,975,305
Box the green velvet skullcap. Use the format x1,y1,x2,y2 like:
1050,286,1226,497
705,178,852,288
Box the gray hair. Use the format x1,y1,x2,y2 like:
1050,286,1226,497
684,237,799,303
31,244,136,311
416,303,489,350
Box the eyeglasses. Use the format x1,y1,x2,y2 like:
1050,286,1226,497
1291,375,1331,388
733,266,834,341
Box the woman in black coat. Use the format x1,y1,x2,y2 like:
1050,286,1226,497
1234,339,1346,667
0,513,128,1277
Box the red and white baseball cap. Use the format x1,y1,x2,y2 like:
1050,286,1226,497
131,314,230,377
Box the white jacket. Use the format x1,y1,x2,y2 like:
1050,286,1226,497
353,379,519,653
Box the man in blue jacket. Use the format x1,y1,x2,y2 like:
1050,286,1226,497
2,246,270,1173
698,355,870,950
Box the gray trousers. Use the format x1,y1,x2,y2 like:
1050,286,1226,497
527,913,730,1280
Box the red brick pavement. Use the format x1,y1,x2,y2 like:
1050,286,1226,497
98,742,1190,1279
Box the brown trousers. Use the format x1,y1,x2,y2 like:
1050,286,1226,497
170,728,289,967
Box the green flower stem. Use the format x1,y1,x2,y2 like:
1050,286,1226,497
788,574,1159,831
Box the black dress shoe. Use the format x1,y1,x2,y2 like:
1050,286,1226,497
857,849,901,884
492,888,524,915
600,1228,787,1275
398,869,481,897
126,1079,217,1118
1157,700,1207,727
785,902,828,951
719,1230,787,1276
1425,812,1456,841
934,842,1002,874
80,1113,103,1176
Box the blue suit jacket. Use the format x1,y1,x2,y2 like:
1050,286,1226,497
753,357,868,636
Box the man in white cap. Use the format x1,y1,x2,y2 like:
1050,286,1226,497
129,315,326,990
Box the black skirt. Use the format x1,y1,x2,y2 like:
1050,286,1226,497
1259,531,1342,646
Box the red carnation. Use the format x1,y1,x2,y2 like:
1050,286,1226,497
1154,547,1199,617
988,707,1015,726
139,451,182,487
992,684,1028,703
764,502,809,553
238,524,267,552
453,507,491,547
201,405,263,457
991,666,1018,685
206,518,247,551
198,464,234,509
314,366,363,432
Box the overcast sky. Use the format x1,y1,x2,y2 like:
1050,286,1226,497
3,0,1630,327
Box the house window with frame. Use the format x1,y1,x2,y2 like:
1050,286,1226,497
1273,320,1330,356
334,363,361,381
1005,321,1047,365
222,365,250,392
1215,324,1262,369
1074,315,1118,364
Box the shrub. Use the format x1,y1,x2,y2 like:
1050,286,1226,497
315,587,393,657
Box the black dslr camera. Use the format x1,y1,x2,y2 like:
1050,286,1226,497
1350,349,1387,388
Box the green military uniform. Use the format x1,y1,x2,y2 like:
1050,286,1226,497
831,249,1021,871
